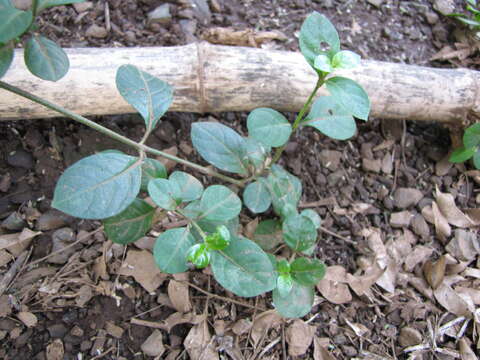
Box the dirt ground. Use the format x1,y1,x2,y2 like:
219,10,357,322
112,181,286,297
1,0,480,359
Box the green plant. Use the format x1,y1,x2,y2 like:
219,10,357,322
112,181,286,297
0,0,85,80
449,0,480,35
0,12,370,317
449,123,480,169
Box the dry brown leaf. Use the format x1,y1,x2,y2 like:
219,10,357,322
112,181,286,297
286,319,315,357
366,229,389,269
465,170,480,184
423,255,446,290
141,329,165,357
0,228,41,256
251,310,283,347
375,261,397,293
433,283,473,317
458,338,477,360
93,255,109,281
0,250,12,267
46,339,64,360
463,208,480,225
202,27,287,47
0,295,12,317
168,280,192,313
408,276,435,301
435,154,453,176
347,264,384,297
404,245,434,272
432,202,452,242
455,287,480,305
75,285,94,307
464,268,480,279
232,319,252,336
17,311,37,327
162,312,206,333
446,229,480,262
345,318,370,337
317,265,352,304
118,250,167,293
184,321,219,360
313,337,335,360
435,188,475,228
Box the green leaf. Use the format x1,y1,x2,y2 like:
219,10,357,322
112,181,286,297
283,214,317,251
314,54,333,73
140,158,167,191
193,217,239,242
186,243,211,269
37,0,85,11
244,137,269,170
169,171,203,202
24,35,69,81
299,11,340,69
449,146,476,163
247,108,292,147
154,227,195,273
243,181,271,214
53,152,141,219
199,185,242,222
211,236,276,297
116,64,173,131
300,209,322,229
148,178,180,210
326,77,370,121
302,96,356,140
0,44,14,78
276,259,290,273
290,257,326,286
277,273,293,298
273,281,314,318
191,122,248,175
464,123,480,148
332,50,361,70
267,166,302,218
205,225,230,250
103,198,155,244
0,2,32,43
253,219,283,251
473,148,480,169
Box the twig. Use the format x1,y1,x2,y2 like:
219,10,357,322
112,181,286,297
281,323,287,360
318,225,356,245
0,251,29,296
257,337,281,360
130,318,168,330
91,346,115,359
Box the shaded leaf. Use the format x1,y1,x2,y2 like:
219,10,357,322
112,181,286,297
0,44,14,78
116,64,173,131
326,77,370,120
191,122,248,175
24,35,69,81
53,152,141,219
247,108,292,147
273,281,314,318
283,214,317,251
153,227,195,273
423,255,446,290
103,198,155,244
463,122,480,148
0,2,32,43
253,219,283,251
199,185,241,222
148,178,179,210
244,137,269,170
449,146,476,163
37,0,85,11
211,236,276,297
140,158,167,191
300,209,322,229
291,257,326,286
243,180,271,213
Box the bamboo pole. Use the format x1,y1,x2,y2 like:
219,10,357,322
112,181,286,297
1,42,479,123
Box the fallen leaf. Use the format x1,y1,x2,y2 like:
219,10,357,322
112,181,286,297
46,339,64,360
423,255,446,290
345,319,370,337
184,321,219,360
317,265,352,304
141,330,165,357
408,276,434,301
168,280,192,313
17,311,37,327
251,310,283,347
0,295,12,317
435,154,453,176
435,188,475,227
458,338,477,360
430,202,451,242
202,27,287,47
243,217,258,240
446,229,480,262
313,337,335,360
105,321,124,339
434,283,473,317
75,285,94,307
286,319,315,357
232,319,252,336
346,263,384,297
0,228,41,256
118,250,167,293
404,245,434,272
463,208,480,225
375,260,397,293
455,287,480,305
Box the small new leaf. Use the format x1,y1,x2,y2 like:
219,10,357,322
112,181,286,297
290,257,326,286
24,35,69,81
313,54,333,73
186,243,211,269
140,158,167,191
247,108,292,147
154,227,195,273
331,50,361,70
276,259,290,274
326,77,370,121
205,225,230,250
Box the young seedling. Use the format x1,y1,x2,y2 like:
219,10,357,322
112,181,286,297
0,12,370,318
449,122,480,169
449,0,480,37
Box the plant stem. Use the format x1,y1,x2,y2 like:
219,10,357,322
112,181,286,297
0,80,244,187
271,75,326,164
26,0,39,33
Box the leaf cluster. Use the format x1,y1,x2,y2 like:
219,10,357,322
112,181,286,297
449,0,480,31
0,0,85,80
49,12,371,318
449,123,480,169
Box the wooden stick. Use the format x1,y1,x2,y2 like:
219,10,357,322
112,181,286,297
1,43,479,123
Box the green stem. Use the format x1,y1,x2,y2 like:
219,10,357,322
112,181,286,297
26,0,39,33
271,75,326,164
0,80,244,187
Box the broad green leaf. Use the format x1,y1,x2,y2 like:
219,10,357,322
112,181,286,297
154,227,195,273
169,171,203,202
267,166,302,218
148,178,180,210
243,181,271,214
463,123,480,148
273,282,314,318
24,35,69,81
0,2,32,43
302,96,356,140
37,0,85,11
326,77,370,121
299,11,340,68
449,146,476,163
473,148,480,169
186,243,211,268
332,50,361,70
0,45,13,78
191,122,248,175
253,219,283,251
103,198,155,244
199,185,241,222
244,137,269,170
283,214,317,251
247,108,292,147
276,259,290,273
277,273,293,298
116,64,173,131
182,200,203,219
211,236,276,297
291,258,326,286
300,209,322,229
53,152,141,219
140,158,167,191
313,54,333,73
192,216,239,242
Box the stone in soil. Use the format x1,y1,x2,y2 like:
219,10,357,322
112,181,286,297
148,4,172,24
85,24,108,38
47,323,68,339
48,228,77,264
399,326,422,347
393,188,424,209
319,150,342,171
7,149,34,170
1,212,26,231
390,211,413,228
36,210,72,231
